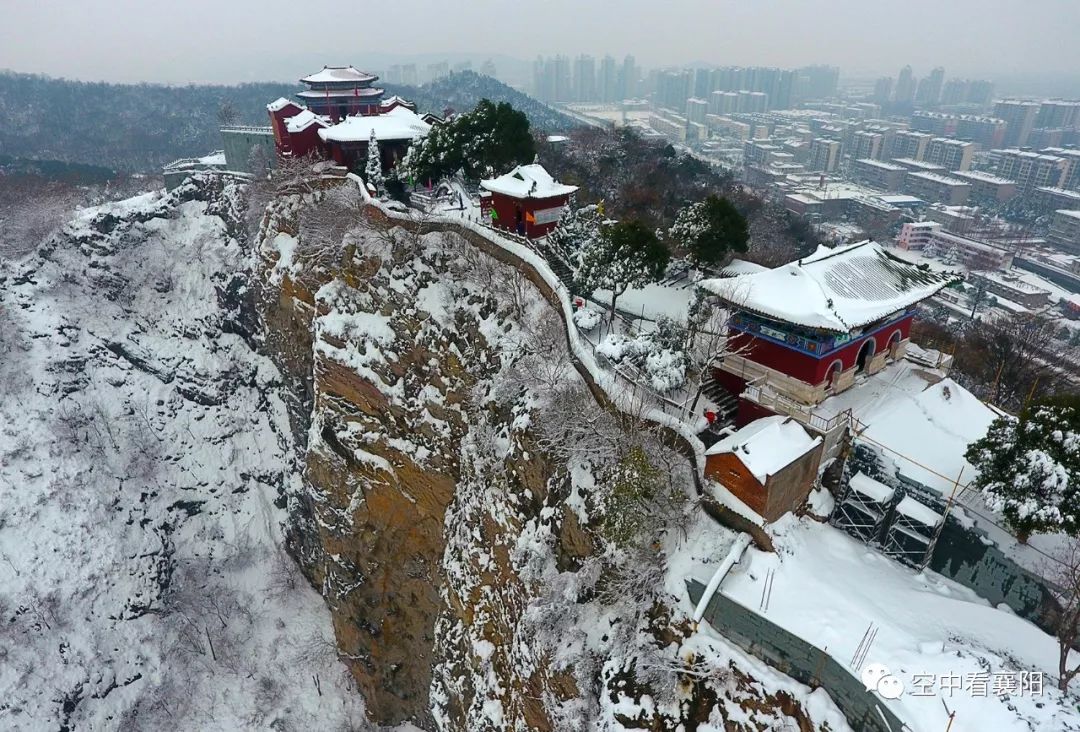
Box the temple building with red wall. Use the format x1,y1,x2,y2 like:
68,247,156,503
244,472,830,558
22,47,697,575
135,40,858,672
480,164,578,238
264,66,433,175
699,240,960,428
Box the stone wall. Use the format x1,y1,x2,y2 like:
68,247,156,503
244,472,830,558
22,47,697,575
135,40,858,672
220,127,275,173
929,518,1061,634
687,579,907,732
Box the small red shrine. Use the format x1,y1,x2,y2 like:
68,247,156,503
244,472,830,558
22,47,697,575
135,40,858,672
480,164,577,238
699,240,959,426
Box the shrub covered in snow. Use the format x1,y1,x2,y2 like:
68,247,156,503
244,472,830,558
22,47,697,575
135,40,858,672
548,204,602,262
596,318,689,394
572,306,601,331
364,128,385,197
965,397,1080,538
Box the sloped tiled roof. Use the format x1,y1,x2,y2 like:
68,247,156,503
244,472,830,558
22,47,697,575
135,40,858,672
699,240,960,333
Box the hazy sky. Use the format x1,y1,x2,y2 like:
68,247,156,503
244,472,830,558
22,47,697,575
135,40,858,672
3,0,1080,84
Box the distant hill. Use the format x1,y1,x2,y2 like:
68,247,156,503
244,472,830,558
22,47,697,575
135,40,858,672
383,71,578,133
0,70,578,174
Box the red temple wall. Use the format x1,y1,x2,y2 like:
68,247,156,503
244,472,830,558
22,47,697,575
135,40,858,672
731,313,914,385
489,192,570,237
285,125,326,158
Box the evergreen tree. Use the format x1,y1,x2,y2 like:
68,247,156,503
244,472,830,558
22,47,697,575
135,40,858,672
548,204,602,261
576,220,669,321
668,194,749,267
365,129,384,197
965,396,1080,539
402,99,535,183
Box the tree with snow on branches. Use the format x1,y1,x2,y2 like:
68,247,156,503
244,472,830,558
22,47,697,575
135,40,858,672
365,129,385,198
668,194,748,267
575,220,669,323
965,396,1080,541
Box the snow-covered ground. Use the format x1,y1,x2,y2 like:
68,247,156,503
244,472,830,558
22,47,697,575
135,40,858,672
0,185,371,730
592,281,696,322
709,516,1080,732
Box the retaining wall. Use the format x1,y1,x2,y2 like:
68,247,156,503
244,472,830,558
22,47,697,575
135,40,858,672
687,579,908,732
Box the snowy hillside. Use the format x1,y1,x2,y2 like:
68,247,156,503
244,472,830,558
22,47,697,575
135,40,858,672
0,180,368,730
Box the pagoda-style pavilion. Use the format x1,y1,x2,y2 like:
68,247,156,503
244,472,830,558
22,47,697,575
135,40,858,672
480,164,578,238
699,240,959,426
297,66,385,121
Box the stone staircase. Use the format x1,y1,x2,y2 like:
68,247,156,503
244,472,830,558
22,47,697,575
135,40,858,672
532,239,576,290
698,373,740,447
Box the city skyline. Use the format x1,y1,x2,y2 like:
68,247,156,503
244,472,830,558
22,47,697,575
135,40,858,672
3,0,1080,85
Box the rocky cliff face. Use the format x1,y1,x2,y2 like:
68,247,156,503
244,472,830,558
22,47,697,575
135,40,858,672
255,188,848,731
0,175,367,731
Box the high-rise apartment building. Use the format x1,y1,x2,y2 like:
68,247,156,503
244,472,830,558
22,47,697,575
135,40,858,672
686,98,708,124
573,55,596,103
620,55,638,99
599,55,618,103
873,77,894,105
808,138,842,172
888,130,933,161
996,149,1069,191
894,66,916,105
915,67,945,106
1036,100,1080,130
851,131,885,161
796,65,840,102
925,138,976,171
993,100,1040,147
955,115,1008,149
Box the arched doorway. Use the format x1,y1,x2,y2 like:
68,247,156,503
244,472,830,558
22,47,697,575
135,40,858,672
856,338,876,373
826,359,843,387
888,330,902,356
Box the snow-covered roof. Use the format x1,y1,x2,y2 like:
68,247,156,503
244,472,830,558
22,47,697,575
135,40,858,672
285,110,328,134
318,106,431,143
896,496,943,527
379,95,416,110
720,259,769,277
480,164,578,200
858,378,1001,495
705,416,821,484
698,240,960,333
878,194,924,205
848,471,896,503
267,97,299,113
301,65,377,84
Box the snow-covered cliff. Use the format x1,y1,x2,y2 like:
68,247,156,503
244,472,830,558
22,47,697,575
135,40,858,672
256,182,850,731
0,177,365,730
0,175,848,730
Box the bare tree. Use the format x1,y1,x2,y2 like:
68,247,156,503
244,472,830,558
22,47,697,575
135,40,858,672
1047,539,1080,692
683,291,747,416
217,100,239,127
0,179,82,258
958,313,1064,410
295,184,366,276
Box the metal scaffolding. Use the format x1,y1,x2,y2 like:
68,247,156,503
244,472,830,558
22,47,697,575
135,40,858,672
882,496,944,566
832,471,895,544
